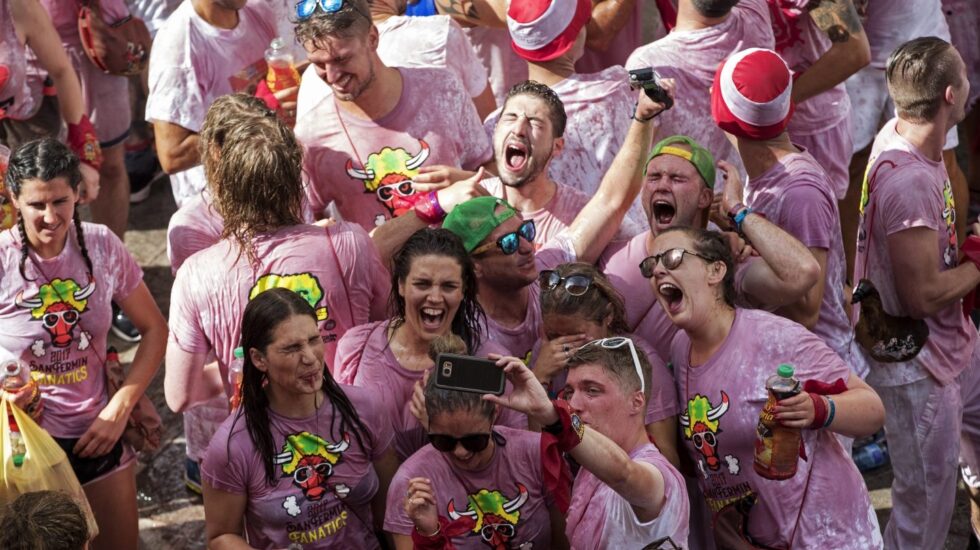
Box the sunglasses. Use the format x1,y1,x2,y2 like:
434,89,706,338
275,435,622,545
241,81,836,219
428,432,492,453
472,219,536,256
639,248,711,278
540,270,593,296
376,180,415,202
580,337,645,394
295,0,368,21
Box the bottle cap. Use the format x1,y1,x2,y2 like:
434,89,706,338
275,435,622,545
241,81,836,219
777,364,794,378
234,347,244,359
12,454,23,467
270,37,285,50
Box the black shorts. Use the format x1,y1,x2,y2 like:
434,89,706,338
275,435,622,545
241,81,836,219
53,437,124,486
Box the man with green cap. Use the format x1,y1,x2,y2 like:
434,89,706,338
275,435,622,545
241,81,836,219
598,134,822,362
443,84,672,360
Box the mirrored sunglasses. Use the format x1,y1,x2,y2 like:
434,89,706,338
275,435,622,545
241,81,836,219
472,219,536,256
639,248,710,278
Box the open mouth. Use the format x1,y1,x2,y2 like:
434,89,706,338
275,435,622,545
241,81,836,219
300,371,320,386
658,282,684,314
504,141,529,172
420,307,446,331
652,200,676,227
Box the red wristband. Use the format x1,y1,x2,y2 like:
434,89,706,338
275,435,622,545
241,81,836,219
67,115,102,170
414,191,446,224
808,393,827,430
551,400,585,453
254,79,282,111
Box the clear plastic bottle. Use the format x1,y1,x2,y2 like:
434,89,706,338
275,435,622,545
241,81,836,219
753,364,802,480
265,37,300,93
229,347,245,411
1,360,33,467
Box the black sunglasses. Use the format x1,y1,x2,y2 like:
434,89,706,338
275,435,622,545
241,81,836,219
472,219,536,256
540,270,594,296
639,248,711,278
428,433,492,453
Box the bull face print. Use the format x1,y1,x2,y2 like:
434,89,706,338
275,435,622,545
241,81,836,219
448,484,530,549
346,139,430,220
16,277,95,352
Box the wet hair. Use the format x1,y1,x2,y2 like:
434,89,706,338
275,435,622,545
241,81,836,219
886,37,963,121
423,334,496,422
659,227,736,306
295,0,372,46
200,93,273,157
0,490,89,550
567,339,652,402
504,80,567,138
203,98,304,267
389,228,486,353
4,139,92,281
690,0,740,17
233,288,372,485
540,262,631,334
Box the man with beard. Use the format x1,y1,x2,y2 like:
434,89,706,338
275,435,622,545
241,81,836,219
443,82,672,361
599,134,821,362
293,0,493,230
856,37,980,549
478,80,644,246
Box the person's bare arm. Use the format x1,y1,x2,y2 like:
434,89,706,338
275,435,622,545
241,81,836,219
888,227,980,318
372,448,401,541
203,483,252,550
472,83,497,121
792,0,870,104
164,346,225,412
585,0,639,52
153,120,201,174
775,372,884,439
771,247,826,329
434,0,507,27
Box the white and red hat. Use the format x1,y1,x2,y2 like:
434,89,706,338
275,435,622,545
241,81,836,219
711,48,795,140
507,0,591,62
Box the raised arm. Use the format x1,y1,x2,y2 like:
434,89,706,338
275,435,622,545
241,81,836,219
888,227,980,318
566,82,674,263
792,0,870,104
585,0,639,52
434,0,507,27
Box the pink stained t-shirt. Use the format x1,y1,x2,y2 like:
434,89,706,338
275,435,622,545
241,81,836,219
0,0,35,121
0,223,143,439
566,441,690,549
626,0,774,187
169,223,387,396
461,26,528,108
745,148,867,377
671,308,882,548
376,15,489,100
599,232,678,362
201,385,394,549
166,190,224,274
574,0,647,74
384,426,555,548
145,0,277,204
294,66,492,229
855,118,976,387
335,319,523,460
40,0,129,50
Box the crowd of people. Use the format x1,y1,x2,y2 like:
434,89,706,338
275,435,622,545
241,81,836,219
0,0,979,548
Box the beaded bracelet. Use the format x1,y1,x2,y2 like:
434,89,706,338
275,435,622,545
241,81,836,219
823,396,836,428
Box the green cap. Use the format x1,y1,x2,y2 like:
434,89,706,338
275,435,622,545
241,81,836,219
777,364,794,378
442,196,518,253
646,135,716,189
234,347,244,359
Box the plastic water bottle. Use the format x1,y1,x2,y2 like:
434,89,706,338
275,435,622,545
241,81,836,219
1,360,33,467
754,364,802,480
229,348,245,411
265,37,300,93
853,440,889,472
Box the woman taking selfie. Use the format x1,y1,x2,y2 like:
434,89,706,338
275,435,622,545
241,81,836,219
534,262,679,465
0,138,167,549
202,288,399,549
647,226,884,548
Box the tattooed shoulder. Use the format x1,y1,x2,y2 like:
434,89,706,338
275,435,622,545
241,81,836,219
436,0,479,20
807,0,864,43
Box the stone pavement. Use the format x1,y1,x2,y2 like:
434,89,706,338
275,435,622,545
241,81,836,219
114,175,973,549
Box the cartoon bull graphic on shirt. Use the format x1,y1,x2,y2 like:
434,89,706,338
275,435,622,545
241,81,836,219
447,484,530,549
346,139,430,221
16,277,95,353
681,391,733,474
275,431,350,503
249,273,329,322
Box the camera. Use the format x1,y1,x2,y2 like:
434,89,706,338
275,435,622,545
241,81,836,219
629,67,674,111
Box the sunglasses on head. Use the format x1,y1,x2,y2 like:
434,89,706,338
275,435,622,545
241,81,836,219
639,248,711,278
295,0,368,21
540,270,593,296
428,433,492,453
580,337,645,394
472,219,536,256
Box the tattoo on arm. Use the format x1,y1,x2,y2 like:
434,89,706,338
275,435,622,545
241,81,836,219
436,0,479,20
806,0,864,43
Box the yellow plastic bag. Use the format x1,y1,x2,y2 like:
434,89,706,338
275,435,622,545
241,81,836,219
0,395,99,538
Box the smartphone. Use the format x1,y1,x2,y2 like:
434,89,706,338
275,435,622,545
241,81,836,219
434,353,505,396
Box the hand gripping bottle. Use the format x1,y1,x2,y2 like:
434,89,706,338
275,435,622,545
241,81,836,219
265,37,300,93
753,364,802,480
2,360,35,467
229,348,245,411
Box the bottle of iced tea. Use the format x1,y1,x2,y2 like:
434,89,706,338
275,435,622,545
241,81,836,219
265,37,300,93
753,364,802,480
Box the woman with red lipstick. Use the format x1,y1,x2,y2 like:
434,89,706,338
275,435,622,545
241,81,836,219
0,138,167,549
647,226,885,548
202,288,398,549
335,228,523,460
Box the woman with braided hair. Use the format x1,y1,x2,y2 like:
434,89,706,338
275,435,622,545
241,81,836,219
0,137,167,549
